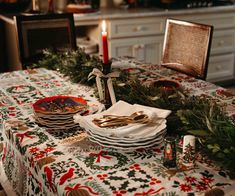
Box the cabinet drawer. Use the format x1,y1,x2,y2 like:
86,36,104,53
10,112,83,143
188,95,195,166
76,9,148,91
211,29,235,55
207,53,234,81
108,18,164,39
109,36,163,64
176,13,235,30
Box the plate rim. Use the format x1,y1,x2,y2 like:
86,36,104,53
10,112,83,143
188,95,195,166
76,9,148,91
33,95,87,115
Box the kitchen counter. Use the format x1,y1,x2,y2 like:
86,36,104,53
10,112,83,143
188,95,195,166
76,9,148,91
73,5,235,22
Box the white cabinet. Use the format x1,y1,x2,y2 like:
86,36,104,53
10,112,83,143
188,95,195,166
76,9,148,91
211,29,235,55
107,17,164,64
207,53,235,81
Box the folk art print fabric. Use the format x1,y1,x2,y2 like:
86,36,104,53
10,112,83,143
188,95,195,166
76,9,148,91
0,63,234,196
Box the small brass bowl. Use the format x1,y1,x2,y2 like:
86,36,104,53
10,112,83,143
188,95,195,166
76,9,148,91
153,79,181,94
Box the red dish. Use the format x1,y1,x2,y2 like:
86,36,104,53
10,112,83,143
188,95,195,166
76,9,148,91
153,79,181,94
33,95,87,114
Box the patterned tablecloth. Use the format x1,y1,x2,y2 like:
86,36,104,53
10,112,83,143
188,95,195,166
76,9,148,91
0,62,235,196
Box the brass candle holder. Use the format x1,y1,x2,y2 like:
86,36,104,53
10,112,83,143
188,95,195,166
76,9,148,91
102,61,112,109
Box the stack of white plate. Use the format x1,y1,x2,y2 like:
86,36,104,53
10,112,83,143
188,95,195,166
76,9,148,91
33,95,88,130
74,101,171,150
86,123,167,150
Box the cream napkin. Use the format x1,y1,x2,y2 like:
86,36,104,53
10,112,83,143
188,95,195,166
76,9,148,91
74,100,171,138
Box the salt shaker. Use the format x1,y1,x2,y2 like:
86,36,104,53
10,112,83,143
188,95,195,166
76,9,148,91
163,137,177,168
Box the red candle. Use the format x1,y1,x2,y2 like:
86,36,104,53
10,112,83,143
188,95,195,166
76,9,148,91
102,20,109,64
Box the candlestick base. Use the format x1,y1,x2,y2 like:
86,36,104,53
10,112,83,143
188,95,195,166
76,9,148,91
102,60,111,75
102,61,112,109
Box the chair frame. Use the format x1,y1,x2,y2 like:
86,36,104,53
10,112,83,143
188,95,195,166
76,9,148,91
161,19,213,80
14,13,77,68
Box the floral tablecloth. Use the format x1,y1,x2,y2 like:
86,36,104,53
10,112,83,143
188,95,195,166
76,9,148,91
0,64,234,196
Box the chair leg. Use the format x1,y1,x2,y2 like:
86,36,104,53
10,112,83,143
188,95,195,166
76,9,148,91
0,184,6,196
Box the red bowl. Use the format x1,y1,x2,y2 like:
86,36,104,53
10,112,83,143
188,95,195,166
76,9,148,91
153,79,181,94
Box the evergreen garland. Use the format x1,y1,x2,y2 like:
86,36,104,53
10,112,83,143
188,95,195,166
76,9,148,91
31,48,103,85
30,49,235,175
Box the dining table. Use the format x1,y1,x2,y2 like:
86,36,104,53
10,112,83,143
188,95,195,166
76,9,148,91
0,58,235,196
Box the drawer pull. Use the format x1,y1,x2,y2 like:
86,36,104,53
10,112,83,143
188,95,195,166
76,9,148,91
134,26,145,32
216,65,222,70
133,44,145,49
133,45,139,50
133,44,145,59
218,40,225,46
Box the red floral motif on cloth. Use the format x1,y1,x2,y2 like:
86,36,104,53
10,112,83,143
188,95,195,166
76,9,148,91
196,184,208,191
201,176,214,184
149,178,161,185
180,184,192,192
130,163,141,170
97,173,108,181
172,170,228,194
113,190,127,196
29,147,40,153
34,152,45,159
184,176,197,184
44,146,55,153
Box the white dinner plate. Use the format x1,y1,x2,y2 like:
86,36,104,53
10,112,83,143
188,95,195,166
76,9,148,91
88,130,165,146
86,128,166,143
89,136,165,151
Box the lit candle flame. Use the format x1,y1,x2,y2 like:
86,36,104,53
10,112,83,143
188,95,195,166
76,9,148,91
101,20,109,64
102,20,106,33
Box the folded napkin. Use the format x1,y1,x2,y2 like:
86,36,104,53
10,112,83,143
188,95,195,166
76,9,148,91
112,60,138,69
74,100,171,138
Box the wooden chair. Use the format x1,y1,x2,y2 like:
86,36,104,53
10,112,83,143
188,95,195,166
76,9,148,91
161,19,213,80
14,13,77,68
